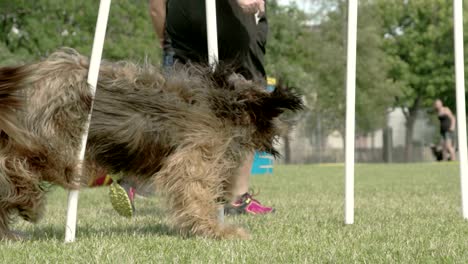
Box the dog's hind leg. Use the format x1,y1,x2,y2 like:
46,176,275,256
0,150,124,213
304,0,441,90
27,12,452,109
0,168,17,240
155,147,249,239
15,186,46,224
0,204,30,241
0,157,46,241
0,186,45,241
0,206,17,241
0,176,34,241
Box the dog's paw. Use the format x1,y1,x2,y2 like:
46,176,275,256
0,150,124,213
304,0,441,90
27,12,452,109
1,230,29,241
18,206,44,223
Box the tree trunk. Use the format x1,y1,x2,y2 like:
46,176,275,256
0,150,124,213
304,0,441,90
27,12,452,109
403,97,421,163
317,114,322,163
283,135,291,164
404,115,416,162
383,127,393,163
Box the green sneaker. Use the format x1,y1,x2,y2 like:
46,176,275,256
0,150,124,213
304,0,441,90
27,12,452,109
109,181,136,218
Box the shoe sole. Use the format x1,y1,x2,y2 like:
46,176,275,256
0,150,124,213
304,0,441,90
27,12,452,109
109,182,134,218
224,205,276,215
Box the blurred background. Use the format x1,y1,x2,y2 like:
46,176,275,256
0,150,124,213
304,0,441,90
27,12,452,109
1,0,467,164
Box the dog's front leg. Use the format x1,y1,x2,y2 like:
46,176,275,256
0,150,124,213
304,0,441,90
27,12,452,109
155,147,250,239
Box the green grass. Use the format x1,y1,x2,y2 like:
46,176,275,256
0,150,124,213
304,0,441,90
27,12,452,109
1,164,468,263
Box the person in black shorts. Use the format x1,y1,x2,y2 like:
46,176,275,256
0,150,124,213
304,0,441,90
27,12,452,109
149,0,274,215
434,99,457,161
152,0,267,80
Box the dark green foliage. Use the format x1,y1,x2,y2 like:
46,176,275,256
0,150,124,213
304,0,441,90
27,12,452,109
0,0,161,65
376,0,468,160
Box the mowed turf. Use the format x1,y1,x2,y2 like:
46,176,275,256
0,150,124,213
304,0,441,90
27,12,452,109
1,163,468,263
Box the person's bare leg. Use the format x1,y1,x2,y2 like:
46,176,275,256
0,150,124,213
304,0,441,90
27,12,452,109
233,153,254,198
442,140,448,160
225,153,275,214
445,139,457,161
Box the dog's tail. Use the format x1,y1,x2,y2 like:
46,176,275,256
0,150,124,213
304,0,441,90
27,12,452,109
0,65,31,145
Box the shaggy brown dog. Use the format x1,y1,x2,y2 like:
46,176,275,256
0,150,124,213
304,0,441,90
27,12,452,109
0,48,302,240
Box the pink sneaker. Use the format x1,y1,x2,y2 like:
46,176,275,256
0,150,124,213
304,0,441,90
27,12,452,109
225,193,275,215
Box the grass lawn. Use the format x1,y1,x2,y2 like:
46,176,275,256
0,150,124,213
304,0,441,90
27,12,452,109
1,163,468,263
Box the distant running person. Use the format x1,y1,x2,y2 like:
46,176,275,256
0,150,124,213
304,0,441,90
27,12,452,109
434,99,457,161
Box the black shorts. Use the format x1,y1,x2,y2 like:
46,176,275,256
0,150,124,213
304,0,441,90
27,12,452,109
165,0,267,82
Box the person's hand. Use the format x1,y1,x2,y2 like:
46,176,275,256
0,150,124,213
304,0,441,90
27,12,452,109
450,126,455,132
237,0,265,15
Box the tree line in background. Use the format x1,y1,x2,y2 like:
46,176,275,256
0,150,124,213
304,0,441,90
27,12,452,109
0,0,467,162
268,0,468,161
0,0,159,63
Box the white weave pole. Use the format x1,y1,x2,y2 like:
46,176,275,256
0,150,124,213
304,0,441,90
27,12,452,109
453,0,468,220
65,0,112,243
205,0,224,223
206,0,219,67
345,0,358,225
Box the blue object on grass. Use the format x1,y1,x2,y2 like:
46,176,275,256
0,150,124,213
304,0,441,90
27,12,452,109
251,152,274,175
251,77,276,175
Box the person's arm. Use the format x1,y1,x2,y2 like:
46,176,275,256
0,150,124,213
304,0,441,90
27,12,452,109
446,107,457,131
257,5,268,48
149,0,167,46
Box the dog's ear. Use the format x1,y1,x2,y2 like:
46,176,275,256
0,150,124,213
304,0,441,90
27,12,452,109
239,81,304,122
230,82,303,157
207,69,303,126
262,81,303,118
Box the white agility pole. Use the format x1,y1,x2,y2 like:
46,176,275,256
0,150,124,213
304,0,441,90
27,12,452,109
453,0,468,220
205,0,224,223
206,0,219,67
65,0,112,243
345,0,358,225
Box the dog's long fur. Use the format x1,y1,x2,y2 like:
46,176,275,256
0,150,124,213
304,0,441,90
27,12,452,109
0,48,302,240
